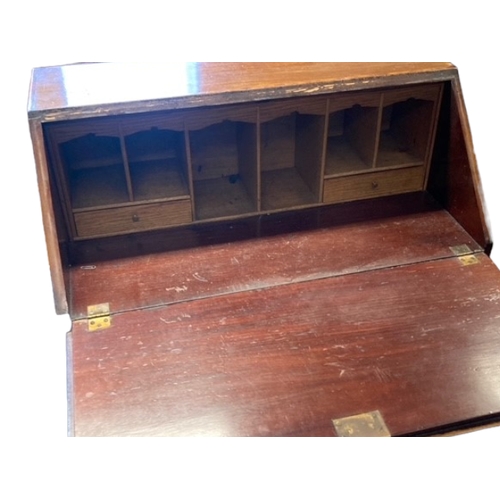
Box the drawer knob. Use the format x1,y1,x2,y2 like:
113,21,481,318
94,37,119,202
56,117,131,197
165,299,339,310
132,214,140,222
371,181,379,189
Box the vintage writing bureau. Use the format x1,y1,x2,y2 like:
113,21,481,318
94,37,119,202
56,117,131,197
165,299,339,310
28,63,500,436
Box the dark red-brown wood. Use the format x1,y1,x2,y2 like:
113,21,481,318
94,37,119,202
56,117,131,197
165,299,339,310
28,63,488,316
29,63,456,120
70,253,500,437
69,193,482,319
29,63,500,438
428,80,491,251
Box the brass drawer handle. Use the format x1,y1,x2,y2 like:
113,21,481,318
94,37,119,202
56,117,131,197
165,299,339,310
132,214,140,222
371,181,379,189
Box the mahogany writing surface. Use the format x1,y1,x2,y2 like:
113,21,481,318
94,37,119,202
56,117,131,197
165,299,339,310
70,251,500,437
27,63,500,436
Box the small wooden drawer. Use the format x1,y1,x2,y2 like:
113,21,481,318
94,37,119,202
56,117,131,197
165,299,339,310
323,166,425,204
74,199,192,238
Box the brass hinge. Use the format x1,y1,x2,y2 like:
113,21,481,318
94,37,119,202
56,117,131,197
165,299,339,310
332,410,391,437
458,255,480,266
87,303,111,331
450,245,480,266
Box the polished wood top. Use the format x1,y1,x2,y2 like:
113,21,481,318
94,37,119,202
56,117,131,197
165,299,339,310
70,252,500,436
68,194,482,319
67,195,500,436
28,62,456,120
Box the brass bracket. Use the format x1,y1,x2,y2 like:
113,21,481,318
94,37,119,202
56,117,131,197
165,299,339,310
87,303,111,331
458,255,480,266
450,244,472,256
332,410,391,437
450,245,480,266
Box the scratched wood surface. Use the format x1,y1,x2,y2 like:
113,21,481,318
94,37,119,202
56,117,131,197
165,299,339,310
69,193,482,319
70,252,500,436
428,81,491,251
29,63,455,120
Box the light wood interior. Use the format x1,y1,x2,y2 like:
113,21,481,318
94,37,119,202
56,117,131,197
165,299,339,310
74,199,192,238
69,164,129,209
125,128,190,202
323,166,426,204
190,120,258,220
377,96,436,168
325,105,379,176
62,134,129,209
260,112,323,210
46,83,443,239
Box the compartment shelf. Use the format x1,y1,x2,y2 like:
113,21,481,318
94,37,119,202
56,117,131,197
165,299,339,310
324,104,379,176
325,136,369,176
260,112,323,211
376,97,435,169
261,167,317,211
46,83,441,239
190,120,258,220
130,160,189,201
376,132,423,168
125,128,189,202
61,133,129,209
70,164,129,209
193,177,256,220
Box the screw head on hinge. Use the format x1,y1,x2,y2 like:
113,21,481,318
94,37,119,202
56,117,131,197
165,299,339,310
87,303,111,331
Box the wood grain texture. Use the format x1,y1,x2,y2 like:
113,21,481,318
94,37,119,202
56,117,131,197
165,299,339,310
74,199,192,238
382,84,441,107
328,91,381,114
261,168,317,210
70,252,500,436
258,96,327,123
344,105,379,169
295,114,325,200
193,177,257,221
29,63,456,121
428,79,492,251
260,114,296,172
323,166,425,203
70,164,129,209
29,120,68,314
69,193,482,319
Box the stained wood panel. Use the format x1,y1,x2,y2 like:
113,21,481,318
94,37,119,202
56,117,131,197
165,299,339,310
69,194,481,318
30,64,472,317
29,63,455,119
28,63,500,440
323,166,425,203
428,80,491,250
70,253,500,436
74,199,192,238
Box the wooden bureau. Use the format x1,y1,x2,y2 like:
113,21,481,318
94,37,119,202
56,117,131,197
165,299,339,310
28,63,500,436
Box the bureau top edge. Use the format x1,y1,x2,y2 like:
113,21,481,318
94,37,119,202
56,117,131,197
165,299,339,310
27,62,457,122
